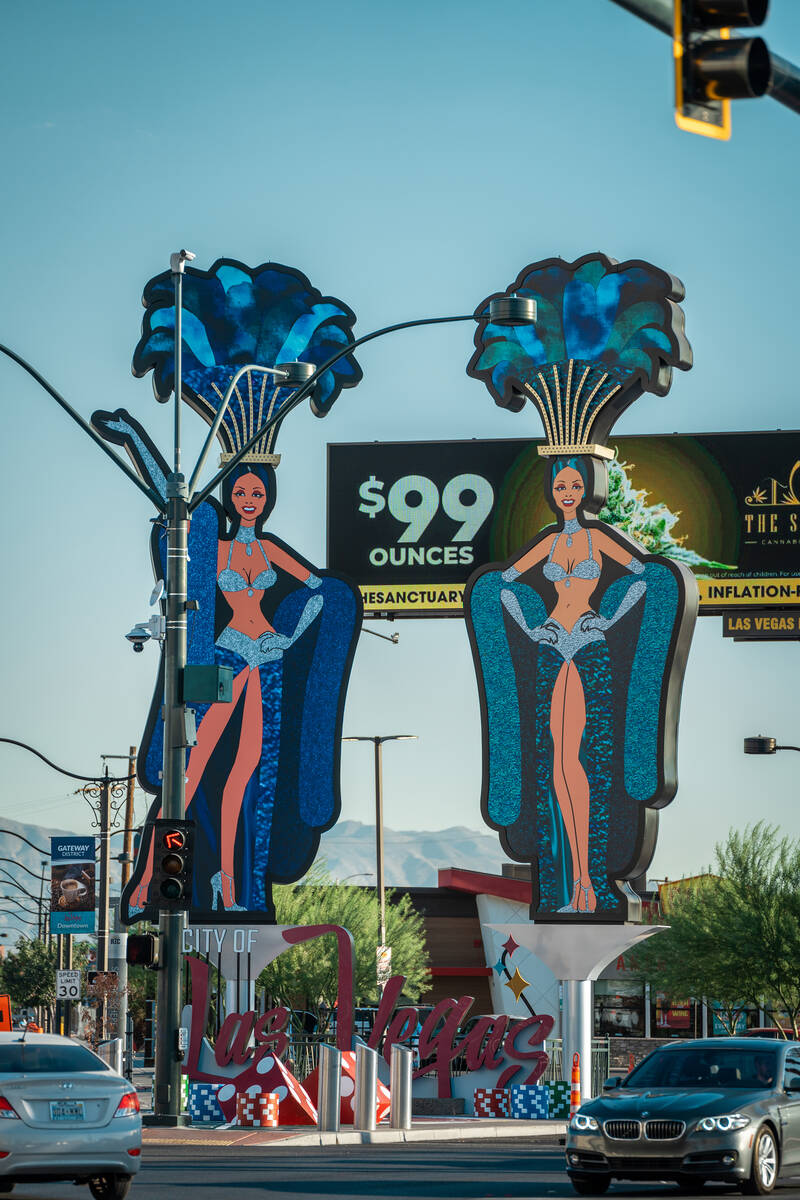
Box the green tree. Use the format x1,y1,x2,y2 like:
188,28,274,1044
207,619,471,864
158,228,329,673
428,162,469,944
1,937,57,1015
633,824,800,1036
257,867,430,1035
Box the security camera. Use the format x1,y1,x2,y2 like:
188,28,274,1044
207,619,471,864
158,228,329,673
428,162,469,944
170,249,196,273
125,623,152,653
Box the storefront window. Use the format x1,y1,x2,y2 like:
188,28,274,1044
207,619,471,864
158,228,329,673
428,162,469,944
595,980,645,1037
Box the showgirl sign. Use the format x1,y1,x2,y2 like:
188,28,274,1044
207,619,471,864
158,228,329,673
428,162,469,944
112,259,363,927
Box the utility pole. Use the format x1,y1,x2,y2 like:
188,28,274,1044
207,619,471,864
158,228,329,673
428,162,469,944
150,252,192,1126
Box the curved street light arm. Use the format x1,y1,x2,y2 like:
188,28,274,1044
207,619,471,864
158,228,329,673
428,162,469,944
0,345,164,510
0,857,48,882
0,737,135,784
776,745,800,753
0,829,50,858
187,363,289,499
189,314,474,512
0,907,40,928
0,871,40,901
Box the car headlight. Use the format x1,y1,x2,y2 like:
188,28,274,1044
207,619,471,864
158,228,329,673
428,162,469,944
570,1113,599,1132
697,1114,751,1133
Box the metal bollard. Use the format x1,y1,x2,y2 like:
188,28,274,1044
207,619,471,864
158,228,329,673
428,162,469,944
354,1043,378,1131
317,1044,341,1132
389,1043,413,1130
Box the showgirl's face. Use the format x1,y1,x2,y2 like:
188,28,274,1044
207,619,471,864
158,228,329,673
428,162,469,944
231,473,268,524
552,467,585,514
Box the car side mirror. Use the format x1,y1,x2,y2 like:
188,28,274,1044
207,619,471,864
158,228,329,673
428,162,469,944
785,1077,800,1093
603,1075,624,1090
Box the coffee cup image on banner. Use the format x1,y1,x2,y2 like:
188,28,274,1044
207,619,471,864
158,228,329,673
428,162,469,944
51,862,95,912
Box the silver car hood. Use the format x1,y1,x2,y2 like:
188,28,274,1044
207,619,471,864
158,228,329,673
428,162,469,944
584,1087,771,1119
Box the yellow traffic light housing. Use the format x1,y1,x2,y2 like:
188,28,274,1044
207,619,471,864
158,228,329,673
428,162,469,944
674,0,771,140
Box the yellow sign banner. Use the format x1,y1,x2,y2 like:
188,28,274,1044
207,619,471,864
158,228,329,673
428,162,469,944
697,578,800,609
362,578,800,617
360,583,465,613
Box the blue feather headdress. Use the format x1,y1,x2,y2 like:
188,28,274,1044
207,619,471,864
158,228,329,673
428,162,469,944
468,254,692,459
132,259,362,464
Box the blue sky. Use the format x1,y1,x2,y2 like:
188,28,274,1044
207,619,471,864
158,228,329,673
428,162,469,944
0,0,798,885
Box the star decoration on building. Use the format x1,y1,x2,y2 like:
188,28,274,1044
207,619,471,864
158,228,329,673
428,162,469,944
493,958,506,975
504,967,530,1002
502,934,519,956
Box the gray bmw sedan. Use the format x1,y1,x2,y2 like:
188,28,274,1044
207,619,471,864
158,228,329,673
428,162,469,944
566,1037,800,1195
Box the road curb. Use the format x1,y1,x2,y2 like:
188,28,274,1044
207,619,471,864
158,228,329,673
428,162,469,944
142,1119,566,1148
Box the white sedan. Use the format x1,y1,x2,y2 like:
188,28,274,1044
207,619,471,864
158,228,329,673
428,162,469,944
0,1031,141,1198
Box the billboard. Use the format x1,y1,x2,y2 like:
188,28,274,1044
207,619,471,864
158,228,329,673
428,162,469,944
50,837,96,935
328,431,800,617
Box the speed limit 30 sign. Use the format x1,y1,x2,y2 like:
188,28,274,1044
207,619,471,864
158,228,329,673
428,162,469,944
56,969,81,1000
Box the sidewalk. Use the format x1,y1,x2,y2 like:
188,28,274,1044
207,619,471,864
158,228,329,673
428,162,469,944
142,1118,567,1148
133,1063,566,1147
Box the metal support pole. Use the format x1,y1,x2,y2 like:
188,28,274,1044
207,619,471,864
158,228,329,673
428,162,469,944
563,979,593,1104
150,252,191,1126
389,1044,413,1130
317,1044,341,1132
64,935,73,1037
95,767,111,1044
373,739,386,951
354,1043,378,1131
121,747,136,891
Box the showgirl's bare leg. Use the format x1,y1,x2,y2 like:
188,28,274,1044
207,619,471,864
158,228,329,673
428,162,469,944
219,667,264,905
550,660,596,913
130,665,250,907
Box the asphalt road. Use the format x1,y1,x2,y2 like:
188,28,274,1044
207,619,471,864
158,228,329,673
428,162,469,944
10,1142,800,1200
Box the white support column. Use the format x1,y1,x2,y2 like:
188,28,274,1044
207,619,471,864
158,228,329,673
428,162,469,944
563,979,594,1103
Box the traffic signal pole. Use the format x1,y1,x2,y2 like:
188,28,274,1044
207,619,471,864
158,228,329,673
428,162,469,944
149,259,192,1126
608,0,800,116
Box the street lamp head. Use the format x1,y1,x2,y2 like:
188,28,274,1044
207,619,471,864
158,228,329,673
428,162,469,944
488,295,537,326
744,735,777,755
275,361,316,390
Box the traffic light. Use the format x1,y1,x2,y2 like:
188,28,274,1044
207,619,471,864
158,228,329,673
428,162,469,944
126,933,159,968
674,0,771,139
151,818,194,911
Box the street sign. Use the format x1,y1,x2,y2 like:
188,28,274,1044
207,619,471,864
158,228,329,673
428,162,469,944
722,609,800,640
55,970,81,1001
376,945,392,987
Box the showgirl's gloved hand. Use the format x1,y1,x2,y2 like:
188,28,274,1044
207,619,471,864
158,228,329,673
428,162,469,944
501,565,520,583
500,589,557,644
579,613,611,633
305,573,322,589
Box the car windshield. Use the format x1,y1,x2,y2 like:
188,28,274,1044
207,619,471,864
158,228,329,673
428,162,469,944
624,1047,778,1090
0,1043,108,1074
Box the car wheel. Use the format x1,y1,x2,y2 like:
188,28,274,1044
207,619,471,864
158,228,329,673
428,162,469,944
88,1176,132,1200
741,1125,779,1195
570,1174,611,1195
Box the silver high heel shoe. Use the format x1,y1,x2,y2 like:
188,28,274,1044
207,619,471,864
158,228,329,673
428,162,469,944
210,870,245,911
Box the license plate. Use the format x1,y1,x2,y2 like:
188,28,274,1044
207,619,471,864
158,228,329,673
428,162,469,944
50,1100,84,1122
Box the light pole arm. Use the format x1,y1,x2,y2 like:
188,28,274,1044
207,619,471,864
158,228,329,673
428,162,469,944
0,344,164,510
607,0,800,116
186,363,289,500
0,737,134,784
0,871,40,902
189,314,474,512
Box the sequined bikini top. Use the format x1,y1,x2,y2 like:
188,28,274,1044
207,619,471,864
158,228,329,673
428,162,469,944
542,526,601,586
217,528,277,594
